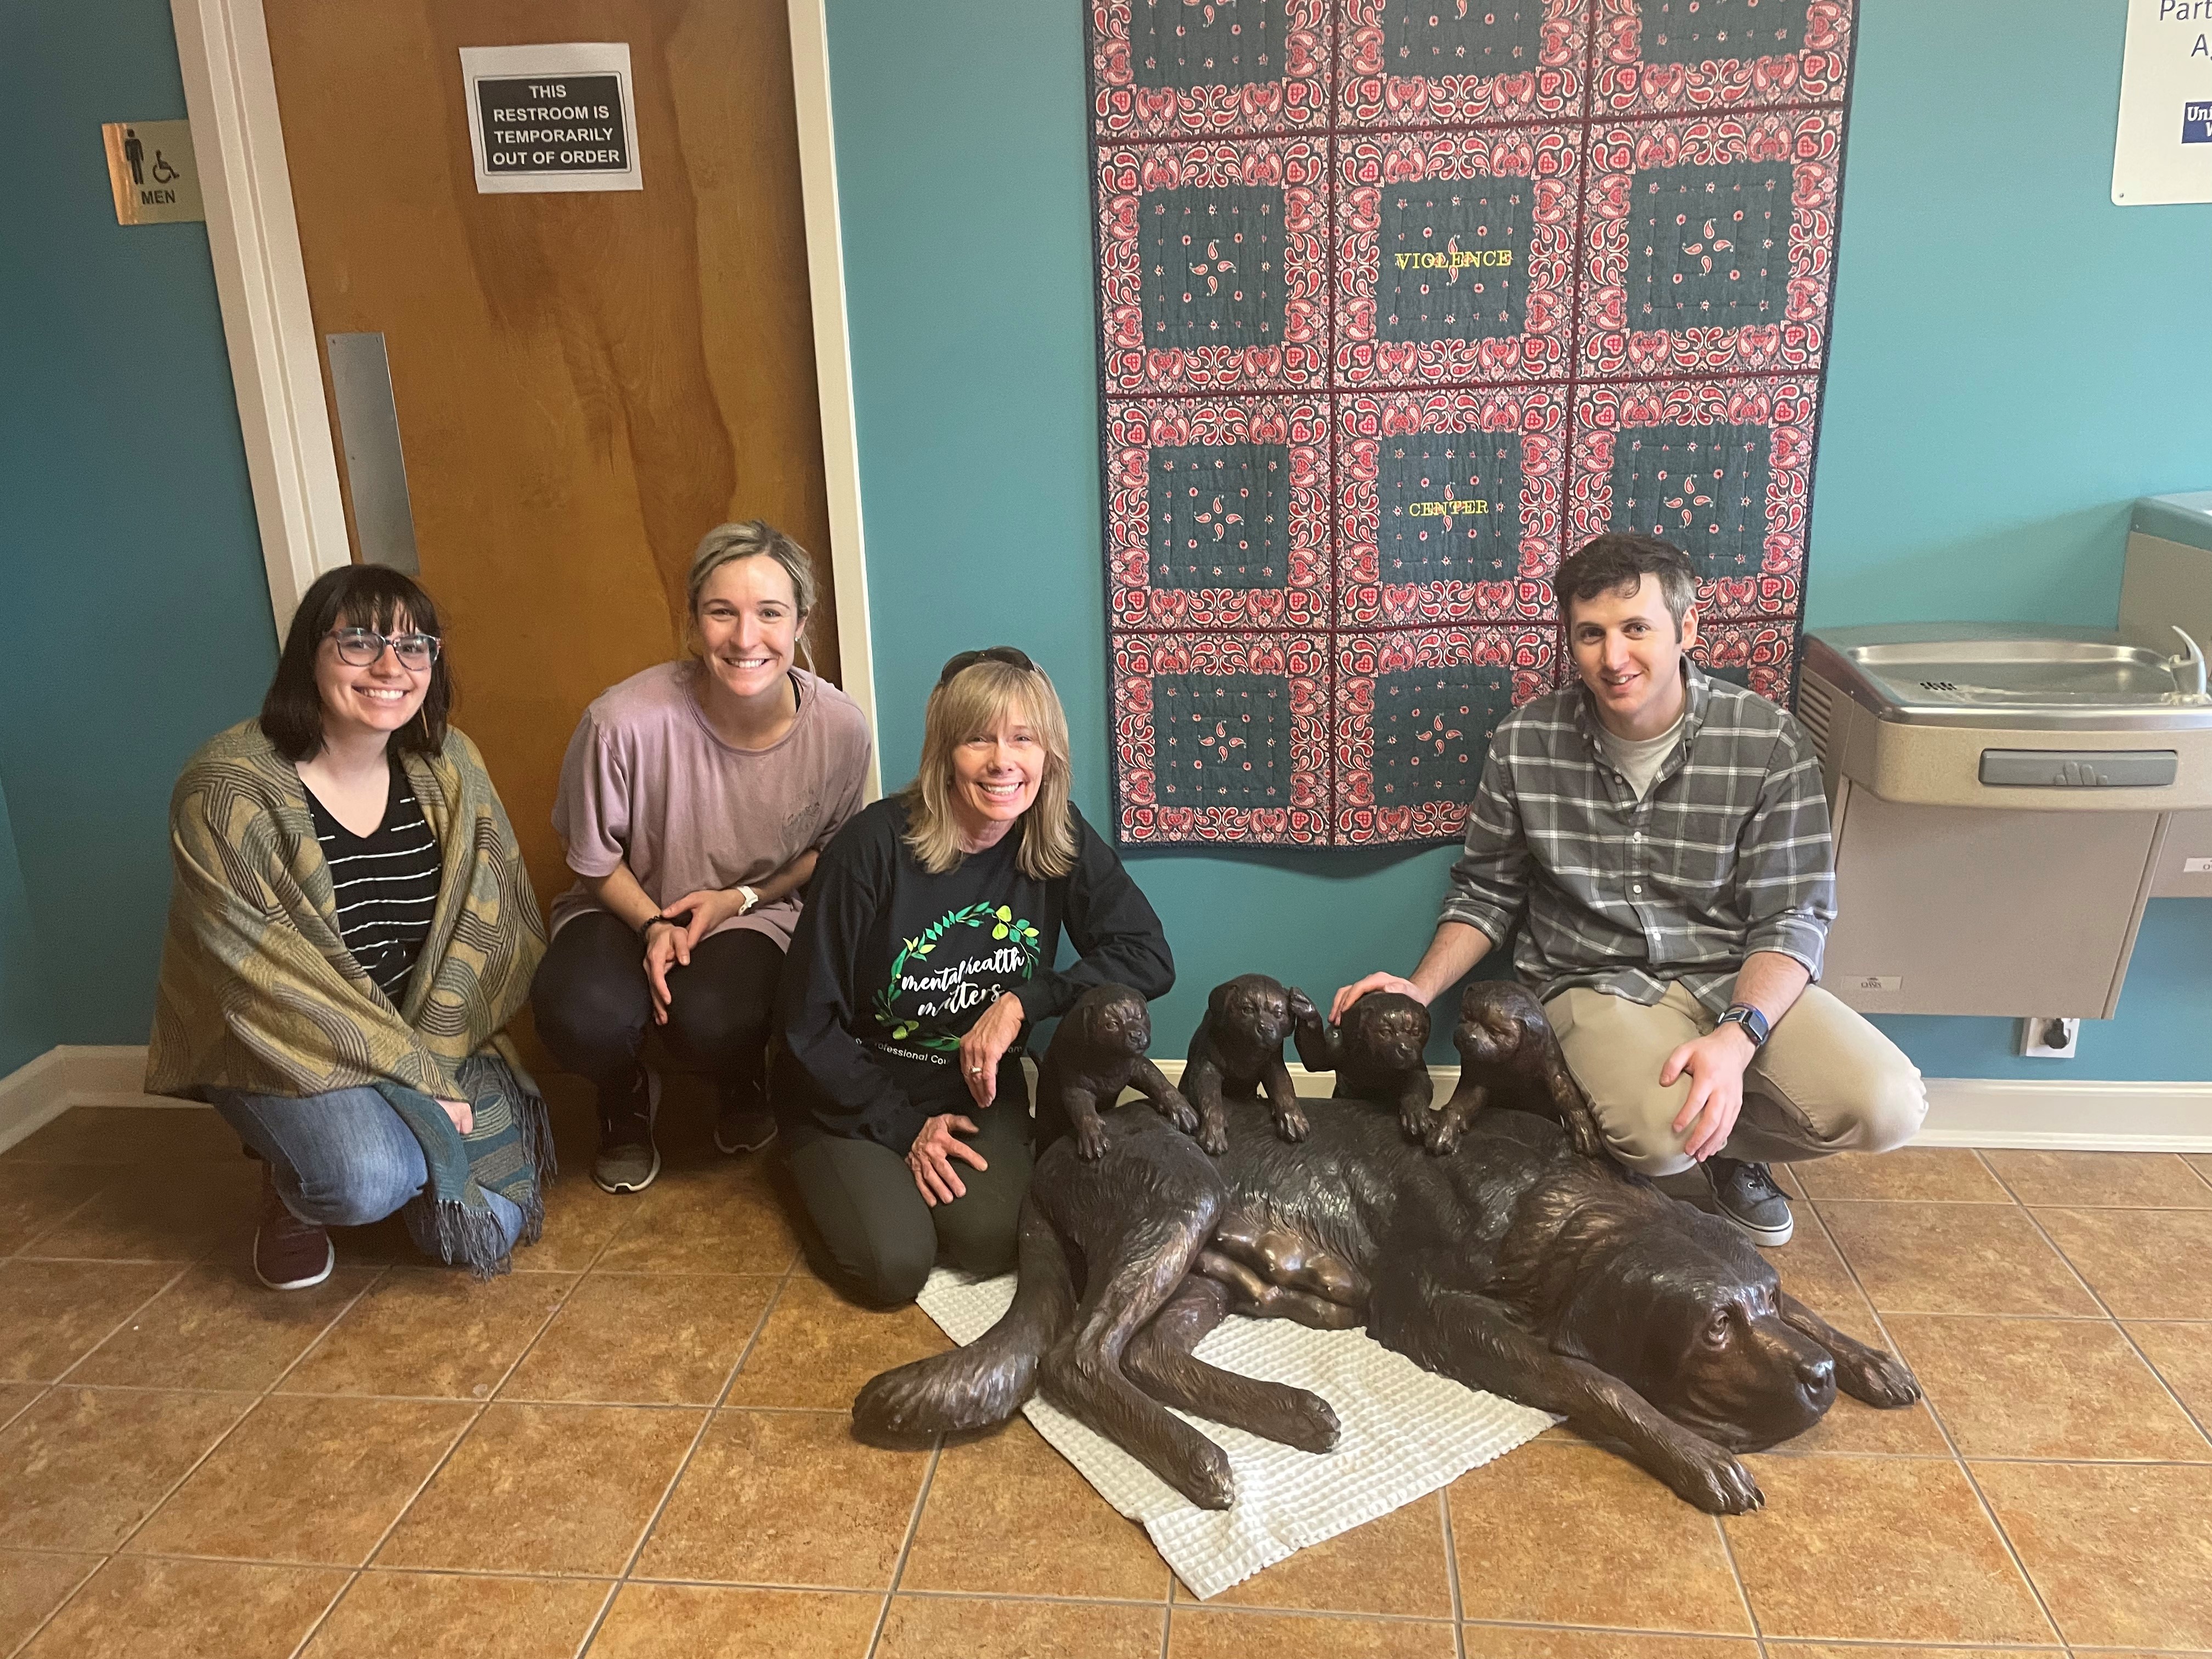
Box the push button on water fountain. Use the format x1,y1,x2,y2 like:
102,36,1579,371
1978,749,2179,788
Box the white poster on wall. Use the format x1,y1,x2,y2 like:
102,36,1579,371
2113,0,2212,204
460,43,642,195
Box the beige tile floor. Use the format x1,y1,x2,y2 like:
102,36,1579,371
3,1092,2211,1657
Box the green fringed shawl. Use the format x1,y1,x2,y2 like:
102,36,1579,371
147,720,551,1273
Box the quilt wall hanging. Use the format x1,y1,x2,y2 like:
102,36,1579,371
1092,0,1858,847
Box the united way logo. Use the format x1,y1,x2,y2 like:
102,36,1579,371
2184,101,2212,144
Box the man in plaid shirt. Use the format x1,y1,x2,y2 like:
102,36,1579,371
1334,534,1924,1245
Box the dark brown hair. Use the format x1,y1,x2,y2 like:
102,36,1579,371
259,565,453,763
1555,532,1698,633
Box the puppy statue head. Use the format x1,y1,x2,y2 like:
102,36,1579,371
1082,984,1152,1059
1341,991,1430,1075
1206,974,1295,1064
1453,980,1547,1066
1498,1172,1836,1451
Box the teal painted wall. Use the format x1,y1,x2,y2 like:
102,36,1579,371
0,0,279,1053
825,0,2212,1077
0,781,55,1077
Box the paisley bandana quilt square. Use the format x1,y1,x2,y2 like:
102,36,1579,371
1114,631,1333,844
1336,627,1553,843
1107,396,1333,629
1093,0,1334,138
1568,376,1817,591
1336,386,1565,626
1088,0,1853,846
1579,108,1843,378
1593,0,1852,115
1335,125,1579,386
1099,137,1332,395
1338,0,1588,128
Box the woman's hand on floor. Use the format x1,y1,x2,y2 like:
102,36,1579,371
959,994,1026,1108
907,1113,988,1206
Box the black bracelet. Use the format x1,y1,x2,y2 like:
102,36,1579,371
639,915,682,938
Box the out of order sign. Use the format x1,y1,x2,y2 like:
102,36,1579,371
460,43,643,195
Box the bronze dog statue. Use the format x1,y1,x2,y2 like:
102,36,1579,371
1181,974,1307,1153
1035,983,1197,1159
1290,989,1434,1142
1431,981,1609,1160
853,1097,1921,1515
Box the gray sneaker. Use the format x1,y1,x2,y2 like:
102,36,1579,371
593,1068,662,1194
713,1079,777,1156
1703,1156,1793,1246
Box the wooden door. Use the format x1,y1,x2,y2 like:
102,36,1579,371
264,0,839,915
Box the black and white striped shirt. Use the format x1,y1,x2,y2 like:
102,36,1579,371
307,760,442,1003
1442,661,1837,1015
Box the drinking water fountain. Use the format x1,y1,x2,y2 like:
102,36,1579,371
1799,493,2212,1021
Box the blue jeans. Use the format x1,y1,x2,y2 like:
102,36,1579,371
211,1086,524,1264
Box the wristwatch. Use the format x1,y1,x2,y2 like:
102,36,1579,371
1715,1003,1771,1049
735,885,761,915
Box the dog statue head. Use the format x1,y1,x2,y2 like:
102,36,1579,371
1340,991,1429,1076
1074,983,1152,1060
1205,974,1296,1070
1493,1167,1837,1451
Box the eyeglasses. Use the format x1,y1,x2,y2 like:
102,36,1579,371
328,627,442,670
936,646,1035,687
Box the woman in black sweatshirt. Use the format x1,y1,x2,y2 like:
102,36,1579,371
772,648,1173,1306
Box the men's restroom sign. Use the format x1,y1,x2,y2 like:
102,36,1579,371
101,120,205,224
461,43,642,195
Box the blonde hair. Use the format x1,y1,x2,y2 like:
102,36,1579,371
684,521,817,669
901,658,1077,879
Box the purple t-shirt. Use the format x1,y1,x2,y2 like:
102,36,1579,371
548,662,872,951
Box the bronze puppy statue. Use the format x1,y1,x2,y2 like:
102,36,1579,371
1035,983,1196,1160
1181,974,1306,1153
1290,989,1435,1142
1429,980,1608,1160
853,1097,1920,1515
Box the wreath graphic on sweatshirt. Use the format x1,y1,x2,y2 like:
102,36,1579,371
871,901,1043,1049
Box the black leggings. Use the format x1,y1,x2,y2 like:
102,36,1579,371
777,1053,1034,1308
531,910,785,1096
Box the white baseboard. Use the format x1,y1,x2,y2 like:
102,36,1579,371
0,1043,167,1155
1917,1077,2212,1152
1149,1059,2212,1153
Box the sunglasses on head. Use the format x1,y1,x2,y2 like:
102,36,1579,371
936,646,1036,687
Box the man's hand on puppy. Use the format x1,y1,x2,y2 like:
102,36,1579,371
1329,972,1423,1024
907,1113,988,1206
1662,1022,1758,1161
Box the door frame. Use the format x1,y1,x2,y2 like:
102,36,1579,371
170,0,882,797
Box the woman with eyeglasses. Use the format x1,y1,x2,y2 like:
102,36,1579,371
146,565,551,1289
531,522,871,1194
774,648,1173,1307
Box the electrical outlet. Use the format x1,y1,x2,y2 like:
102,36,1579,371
2017,1016,2080,1058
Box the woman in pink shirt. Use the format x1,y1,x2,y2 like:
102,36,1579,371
532,522,871,1194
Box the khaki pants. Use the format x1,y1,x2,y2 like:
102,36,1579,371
1545,983,1927,1178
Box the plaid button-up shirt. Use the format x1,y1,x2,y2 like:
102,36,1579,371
1441,661,1836,1014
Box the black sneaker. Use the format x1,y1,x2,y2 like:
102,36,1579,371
593,1068,662,1194
1703,1156,1793,1246
713,1078,777,1156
